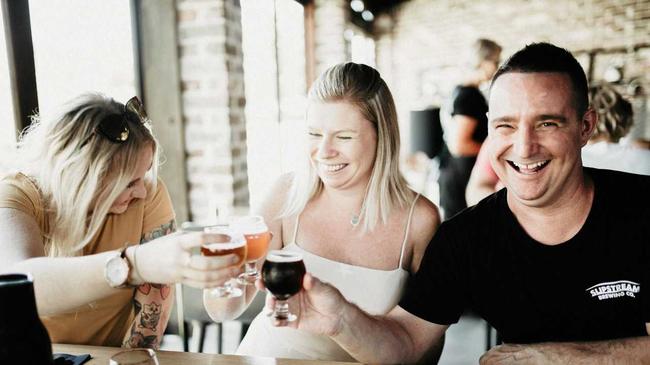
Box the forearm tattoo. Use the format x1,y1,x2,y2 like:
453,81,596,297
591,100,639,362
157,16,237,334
138,283,171,300
124,219,176,348
125,285,172,349
124,298,159,348
140,219,177,243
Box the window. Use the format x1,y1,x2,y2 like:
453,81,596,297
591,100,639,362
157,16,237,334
241,0,306,208
29,0,137,116
0,11,17,172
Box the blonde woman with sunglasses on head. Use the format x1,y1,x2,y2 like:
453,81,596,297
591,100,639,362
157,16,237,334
0,94,242,348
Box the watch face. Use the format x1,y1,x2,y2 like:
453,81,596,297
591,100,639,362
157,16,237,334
106,256,129,287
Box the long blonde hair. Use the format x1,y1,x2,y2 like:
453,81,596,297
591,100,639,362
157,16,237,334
283,62,413,232
16,93,159,257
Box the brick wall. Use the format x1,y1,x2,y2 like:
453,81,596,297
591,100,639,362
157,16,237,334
314,0,350,75
177,0,248,223
374,0,650,151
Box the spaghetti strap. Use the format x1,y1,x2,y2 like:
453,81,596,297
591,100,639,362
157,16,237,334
398,193,420,269
291,213,301,244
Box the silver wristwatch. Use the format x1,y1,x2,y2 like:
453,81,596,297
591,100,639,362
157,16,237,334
104,246,131,288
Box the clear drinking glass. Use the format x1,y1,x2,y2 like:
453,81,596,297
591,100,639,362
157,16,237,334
109,348,159,365
231,215,272,285
261,250,306,325
202,226,247,298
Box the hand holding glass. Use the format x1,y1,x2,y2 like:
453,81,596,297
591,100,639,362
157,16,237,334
262,250,306,325
231,215,272,285
202,227,247,298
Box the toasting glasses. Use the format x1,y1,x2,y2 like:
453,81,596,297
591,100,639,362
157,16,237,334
231,216,272,285
262,250,306,325
201,226,247,298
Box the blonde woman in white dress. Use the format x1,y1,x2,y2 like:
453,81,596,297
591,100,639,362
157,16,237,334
209,63,441,361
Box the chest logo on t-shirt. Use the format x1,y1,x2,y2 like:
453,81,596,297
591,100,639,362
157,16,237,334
586,280,640,301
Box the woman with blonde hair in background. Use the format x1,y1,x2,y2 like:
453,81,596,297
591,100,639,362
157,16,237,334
0,94,241,348
582,83,650,175
213,62,440,361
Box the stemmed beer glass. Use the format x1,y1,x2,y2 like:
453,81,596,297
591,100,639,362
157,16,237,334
262,250,306,325
231,215,272,285
202,226,247,298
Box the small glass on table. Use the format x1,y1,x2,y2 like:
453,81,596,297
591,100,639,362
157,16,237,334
262,250,306,325
109,348,158,365
202,226,247,298
231,215,272,285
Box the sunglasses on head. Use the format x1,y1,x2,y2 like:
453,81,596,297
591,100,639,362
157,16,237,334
95,96,149,143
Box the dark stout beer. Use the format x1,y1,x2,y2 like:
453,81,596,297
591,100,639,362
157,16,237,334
262,251,306,300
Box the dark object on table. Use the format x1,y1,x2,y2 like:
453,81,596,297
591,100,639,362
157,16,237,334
0,273,54,364
53,353,92,365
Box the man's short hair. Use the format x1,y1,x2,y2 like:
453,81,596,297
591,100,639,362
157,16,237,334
490,42,589,118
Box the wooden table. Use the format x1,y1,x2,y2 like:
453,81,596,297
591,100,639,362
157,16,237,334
53,344,360,364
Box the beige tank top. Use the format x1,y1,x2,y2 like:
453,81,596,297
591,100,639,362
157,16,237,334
236,195,420,361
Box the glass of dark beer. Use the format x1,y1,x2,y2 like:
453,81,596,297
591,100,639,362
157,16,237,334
262,250,306,325
202,226,247,298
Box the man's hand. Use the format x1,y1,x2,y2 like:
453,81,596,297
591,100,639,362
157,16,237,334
480,344,553,365
257,273,347,336
481,337,650,365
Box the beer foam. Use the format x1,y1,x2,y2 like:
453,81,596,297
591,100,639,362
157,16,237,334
203,229,246,248
202,240,246,250
231,215,268,234
266,250,303,263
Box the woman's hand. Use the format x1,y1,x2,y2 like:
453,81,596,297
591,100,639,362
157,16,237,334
129,231,243,288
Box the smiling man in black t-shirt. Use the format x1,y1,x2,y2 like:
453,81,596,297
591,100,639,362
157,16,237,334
265,43,650,364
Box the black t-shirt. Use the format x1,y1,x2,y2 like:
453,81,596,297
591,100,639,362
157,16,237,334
450,85,488,143
400,168,650,344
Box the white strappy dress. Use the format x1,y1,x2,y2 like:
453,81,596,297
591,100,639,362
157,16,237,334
236,195,420,361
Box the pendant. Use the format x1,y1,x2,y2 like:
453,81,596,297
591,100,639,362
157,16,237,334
350,215,360,226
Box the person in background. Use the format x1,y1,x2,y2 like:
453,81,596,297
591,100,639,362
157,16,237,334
206,62,440,361
582,83,650,175
0,94,239,348
267,43,650,364
465,141,501,206
439,38,502,219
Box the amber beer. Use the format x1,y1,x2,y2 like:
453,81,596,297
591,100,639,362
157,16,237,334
231,216,270,260
201,227,247,298
232,216,271,284
200,234,247,267
262,251,306,300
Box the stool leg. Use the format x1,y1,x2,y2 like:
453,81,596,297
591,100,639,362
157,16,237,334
217,323,223,354
198,322,208,353
182,321,190,352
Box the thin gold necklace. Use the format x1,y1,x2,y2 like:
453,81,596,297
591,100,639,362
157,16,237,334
350,180,371,227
